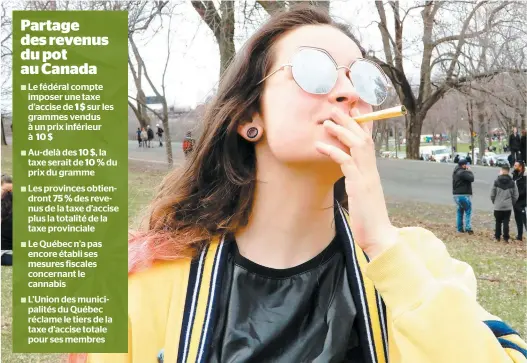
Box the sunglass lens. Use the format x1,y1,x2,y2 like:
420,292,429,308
349,60,388,106
291,48,337,94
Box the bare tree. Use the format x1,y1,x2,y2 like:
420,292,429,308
372,90,400,155
258,0,330,15
191,1,235,77
127,1,169,130
466,99,476,162
450,2,527,162
127,1,182,166
346,1,522,159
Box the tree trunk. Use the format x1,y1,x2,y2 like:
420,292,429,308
218,1,235,77
386,123,390,151
161,100,173,167
477,101,486,164
520,102,526,130
450,124,458,152
137,90,151,128
467,101,475,162
395,123,400,158
373,123,383,155
1,116,7,146
405,112,424,159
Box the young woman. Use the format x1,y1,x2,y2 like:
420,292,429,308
79,6,526,363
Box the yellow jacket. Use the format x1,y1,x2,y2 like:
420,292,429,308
86,207,527,363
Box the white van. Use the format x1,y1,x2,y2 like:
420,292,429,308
419,145,451,163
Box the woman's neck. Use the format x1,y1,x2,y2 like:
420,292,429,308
235,163,340,269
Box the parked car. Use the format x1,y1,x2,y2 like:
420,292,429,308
481,152,498,166
419,146,451,163
494,154,510,167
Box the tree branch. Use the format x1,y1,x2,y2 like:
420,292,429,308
390,1,404,71
129,35,164,99
161,6,174,98
129,1,168,34
128,96,163,120
257,0,286,15
443,1,489,82
432,3,511,49
191,0,221,38
128,100,141,123
375,2,395,67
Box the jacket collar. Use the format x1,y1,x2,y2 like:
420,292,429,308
169,203,389,363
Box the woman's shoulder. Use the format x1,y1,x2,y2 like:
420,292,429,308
127,243,193,321
128,259,191,314
127,231,194,292
129,259,190,284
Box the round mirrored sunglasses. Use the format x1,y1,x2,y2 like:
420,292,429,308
257,46,391,106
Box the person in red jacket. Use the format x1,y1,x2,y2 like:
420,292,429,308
182,131,195,157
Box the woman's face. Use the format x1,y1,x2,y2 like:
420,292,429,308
256,25,373,166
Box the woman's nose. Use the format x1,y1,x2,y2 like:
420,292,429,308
329,68,359,104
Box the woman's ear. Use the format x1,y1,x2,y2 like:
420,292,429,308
237,113,264,142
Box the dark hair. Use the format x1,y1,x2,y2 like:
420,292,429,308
1,188,12,221
132,5,355,259
502,165,510,172
515,160,525,173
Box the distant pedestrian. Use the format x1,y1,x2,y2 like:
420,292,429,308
452,159,474,234
141,128,148,147
465,153,472,165
147,125,154,148
453,154,460,164
490,165,518,243
183,131,195,158
509,127,521,162
156,124,164,147
508,153,515,168
136,127,142,147
512,161,526,241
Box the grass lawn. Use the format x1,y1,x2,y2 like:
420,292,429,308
1,145,526,362
384,141,506,155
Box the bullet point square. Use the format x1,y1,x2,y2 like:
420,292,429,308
21,297,26,303
21,150,26,156
20,186,26,192
21,85,26,90
21,242,26,248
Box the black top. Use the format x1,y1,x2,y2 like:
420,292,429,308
209,234,362,363
509,133,521,151
513,170,526,209
452,165,474,195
